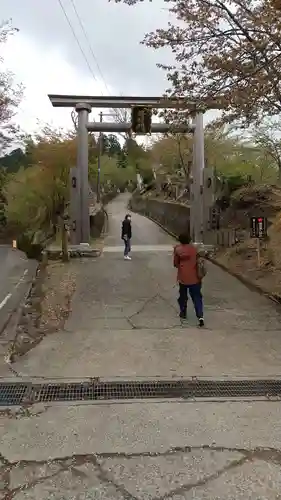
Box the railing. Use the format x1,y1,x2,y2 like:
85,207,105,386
205,228,238,248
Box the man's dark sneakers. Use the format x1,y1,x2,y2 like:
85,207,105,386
179,312,187,322
198,317,204,327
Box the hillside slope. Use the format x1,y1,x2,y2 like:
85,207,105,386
215,185,281,301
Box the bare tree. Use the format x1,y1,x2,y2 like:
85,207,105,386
109,107,131,141
70,110,78,131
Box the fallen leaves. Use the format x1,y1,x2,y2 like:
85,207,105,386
40,262,76,332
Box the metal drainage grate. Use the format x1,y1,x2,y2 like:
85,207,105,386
1,380,281,405
0,383,30,406
33,380,281,402
33,381,186,403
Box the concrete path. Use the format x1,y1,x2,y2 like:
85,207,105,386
1,194,281,499
12,195,281,378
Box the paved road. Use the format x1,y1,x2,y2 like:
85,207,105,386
13,195,281,377
1,195,281,498
0,246,37,338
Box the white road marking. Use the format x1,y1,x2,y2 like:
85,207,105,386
0,268,29,309
0,293,12,310
15,268,28,289
103,245,173,252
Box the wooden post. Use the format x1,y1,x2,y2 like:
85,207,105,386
61,216,69,262
256,237,261,267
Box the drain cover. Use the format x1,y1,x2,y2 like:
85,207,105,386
33,381,186,403
0,383,30,406
1,379,281,405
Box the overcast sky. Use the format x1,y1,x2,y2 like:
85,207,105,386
1,0,175,135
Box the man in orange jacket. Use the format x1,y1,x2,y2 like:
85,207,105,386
173,233,204,327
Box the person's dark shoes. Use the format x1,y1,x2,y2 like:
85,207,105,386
179,311,187,321
198,317,204,327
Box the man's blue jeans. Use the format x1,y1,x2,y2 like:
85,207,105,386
178,282,203,318
123,238,131,256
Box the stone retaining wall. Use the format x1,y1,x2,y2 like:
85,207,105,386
130,194,236,248
89,191,117,239
130,195,190,237
91,190,117,237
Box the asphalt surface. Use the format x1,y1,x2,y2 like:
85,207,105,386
0,245,37,336
1,195,281,499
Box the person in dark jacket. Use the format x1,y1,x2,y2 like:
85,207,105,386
173,233,205,327
121,214,132,260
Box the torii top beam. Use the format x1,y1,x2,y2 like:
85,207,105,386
48,94,208,109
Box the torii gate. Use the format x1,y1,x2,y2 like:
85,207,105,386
48,94,209,245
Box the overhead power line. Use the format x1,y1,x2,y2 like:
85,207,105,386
57,0,102,89
57,0,124,125
68,0,111,96
68,0,124,123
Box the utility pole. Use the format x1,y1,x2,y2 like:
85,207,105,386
97,111,120,202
